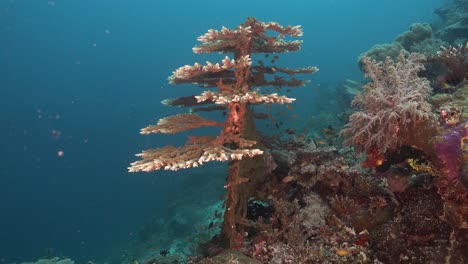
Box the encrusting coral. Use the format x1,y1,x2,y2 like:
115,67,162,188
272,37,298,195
129,17,317,248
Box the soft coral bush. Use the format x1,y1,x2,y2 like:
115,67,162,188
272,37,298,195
340,52,438,163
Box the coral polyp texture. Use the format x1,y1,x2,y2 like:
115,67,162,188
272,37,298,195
128,17,317,248
340,52,437,158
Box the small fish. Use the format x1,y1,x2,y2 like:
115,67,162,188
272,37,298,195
286,128,295,134
160,249,169,257
297,134,306,141
253,112,271,119
282,175,296,183
323,126,337,139
311,138,318,146
441,83,451,90
265,54,269,58
336,248,350,257
286,105,293,110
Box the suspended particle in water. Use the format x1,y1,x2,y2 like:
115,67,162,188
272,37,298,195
51,129,62,140
57,150,64,157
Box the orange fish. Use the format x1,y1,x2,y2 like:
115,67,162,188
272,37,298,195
297,134,306,141
336,248,350,257
282,175,296,183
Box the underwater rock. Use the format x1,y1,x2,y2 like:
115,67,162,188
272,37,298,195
298,193,330,231
289,146,356,191
434,0,468,43
373,220,408,263
373,187,452,263
444,13,468,43
399,188,451,237
434,5,452,24
207,250,262,264
271,148,296,168
382,170,412,193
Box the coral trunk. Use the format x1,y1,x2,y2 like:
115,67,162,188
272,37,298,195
222,104,267,249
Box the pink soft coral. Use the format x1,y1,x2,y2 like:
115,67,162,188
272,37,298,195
340,52,437,159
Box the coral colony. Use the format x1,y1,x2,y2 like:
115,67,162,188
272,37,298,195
340,52,437,167
126,16,468,264
129,17,317,248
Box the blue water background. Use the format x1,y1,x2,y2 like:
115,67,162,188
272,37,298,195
0,0,442,262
